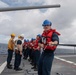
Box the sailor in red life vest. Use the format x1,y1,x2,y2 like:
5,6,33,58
31,34,41,71
23,39,27,59
29,38,36,66
24,39,30,59
38,20,60,75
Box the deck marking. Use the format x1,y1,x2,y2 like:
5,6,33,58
55,56,76,66
0,61,7,74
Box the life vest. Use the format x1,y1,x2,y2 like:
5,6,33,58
33,38,41,51
29,41,34,49
42,29,60,51
14,39,18,50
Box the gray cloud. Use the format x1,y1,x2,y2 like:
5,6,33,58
0,0,76,44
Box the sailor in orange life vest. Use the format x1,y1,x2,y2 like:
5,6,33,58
38,20,60,75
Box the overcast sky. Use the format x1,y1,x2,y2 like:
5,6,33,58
0,0,76,44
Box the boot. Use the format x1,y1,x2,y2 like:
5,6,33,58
7,64,12,69
31,64,36,69
34,65,38,71
14,67,22,71
31,66,36,69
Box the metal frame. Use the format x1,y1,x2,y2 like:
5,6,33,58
0,4,60,12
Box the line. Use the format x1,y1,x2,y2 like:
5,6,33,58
56,55,76,58
0,61,7,74
55,56,76,66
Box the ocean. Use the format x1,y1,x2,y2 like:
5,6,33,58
0,43,76,55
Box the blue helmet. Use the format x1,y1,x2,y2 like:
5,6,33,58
26,39,29,42
37,34,41,37
24,39,26,42
32,38,36,40
31,38,35,41
31,38,34,41
42,20,52,26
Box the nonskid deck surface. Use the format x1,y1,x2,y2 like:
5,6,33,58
0,54,76,75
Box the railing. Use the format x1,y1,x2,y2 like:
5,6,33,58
55,46,76,55
0,43,76,55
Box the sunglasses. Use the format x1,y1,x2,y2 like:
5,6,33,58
43,25,51,26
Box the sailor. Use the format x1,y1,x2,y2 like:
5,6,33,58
23,39,27,59
38,20,60,75
14,34,24,71
31,34,41,71
7,33,15,69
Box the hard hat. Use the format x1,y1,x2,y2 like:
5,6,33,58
24,39,26,42
31,38,36,41
20,34,24,38
11,33,15,37
18,35,20,38
42,20,52,26
32,38,36,40
31,38,33,41
37,34,41,37
26,39,29,42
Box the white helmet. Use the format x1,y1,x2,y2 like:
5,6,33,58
20,34,24,38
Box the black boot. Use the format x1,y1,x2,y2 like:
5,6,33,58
31,64,36,69
30,62,34,66
7,64,12,69
34,65,38,71
34,67,38,71
31,66,36,69
9,64,12,66
14,67,22,71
